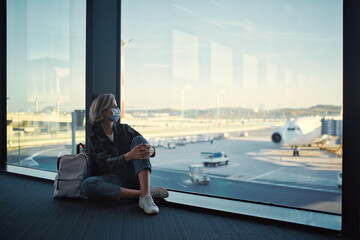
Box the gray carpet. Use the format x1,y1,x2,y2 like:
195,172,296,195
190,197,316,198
0,172,343,240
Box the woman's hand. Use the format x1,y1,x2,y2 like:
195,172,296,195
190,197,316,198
124,143,151,161
149,146,155,157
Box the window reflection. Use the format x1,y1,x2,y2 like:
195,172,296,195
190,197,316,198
6,0,86,171
172,29,199,82
211,42,233,87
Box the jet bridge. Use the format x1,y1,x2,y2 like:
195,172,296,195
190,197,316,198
321,118,343,156
321,119,342,137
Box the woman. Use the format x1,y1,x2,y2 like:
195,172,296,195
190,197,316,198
81,93,168,214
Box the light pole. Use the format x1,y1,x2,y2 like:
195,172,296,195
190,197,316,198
217,89,226,121
121,39,131,120
17,111,20,162
181,85,192,119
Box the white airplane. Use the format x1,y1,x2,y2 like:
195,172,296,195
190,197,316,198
270,116,339,156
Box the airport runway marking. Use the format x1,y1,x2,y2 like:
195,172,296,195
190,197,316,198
250,179,341,194
247,167,285,181
226,174,251,181
153,168,188,174
21,146,63,161
177,182,188,188
223,163,241,169
151,174,165,180
152,158,200,167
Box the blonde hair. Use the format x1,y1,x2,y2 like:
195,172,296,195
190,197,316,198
89,93,116,124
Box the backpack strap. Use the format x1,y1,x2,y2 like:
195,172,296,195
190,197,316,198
76,143,86,154
57,156,61,170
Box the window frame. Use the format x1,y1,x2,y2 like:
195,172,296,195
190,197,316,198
0,0,6,171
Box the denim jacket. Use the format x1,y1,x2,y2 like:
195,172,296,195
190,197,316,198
87,122,141,176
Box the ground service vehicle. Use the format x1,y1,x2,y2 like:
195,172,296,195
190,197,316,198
201,151,229,167
189,164,210,185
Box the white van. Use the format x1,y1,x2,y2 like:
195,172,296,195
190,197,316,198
201,151,229,167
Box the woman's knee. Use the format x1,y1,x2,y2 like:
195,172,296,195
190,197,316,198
131,135,148,148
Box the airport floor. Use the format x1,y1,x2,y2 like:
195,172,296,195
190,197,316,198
0,172,345,240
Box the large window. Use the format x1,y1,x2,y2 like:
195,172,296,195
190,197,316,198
122,0,343,214
6,0,86,172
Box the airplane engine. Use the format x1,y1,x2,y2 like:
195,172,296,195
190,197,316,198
271,132,282,143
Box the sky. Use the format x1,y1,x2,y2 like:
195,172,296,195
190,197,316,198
6,0,343,113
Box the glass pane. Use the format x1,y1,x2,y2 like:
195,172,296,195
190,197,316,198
122,0,342,213
6,0,86,172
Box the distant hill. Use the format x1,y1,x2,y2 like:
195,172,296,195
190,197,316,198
127,105,342,120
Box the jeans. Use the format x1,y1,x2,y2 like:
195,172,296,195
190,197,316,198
81,136,152,201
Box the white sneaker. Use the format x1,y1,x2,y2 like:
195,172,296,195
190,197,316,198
150,186,169,199
139,195,159,214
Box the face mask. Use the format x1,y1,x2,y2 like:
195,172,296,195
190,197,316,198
109,108,121,122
